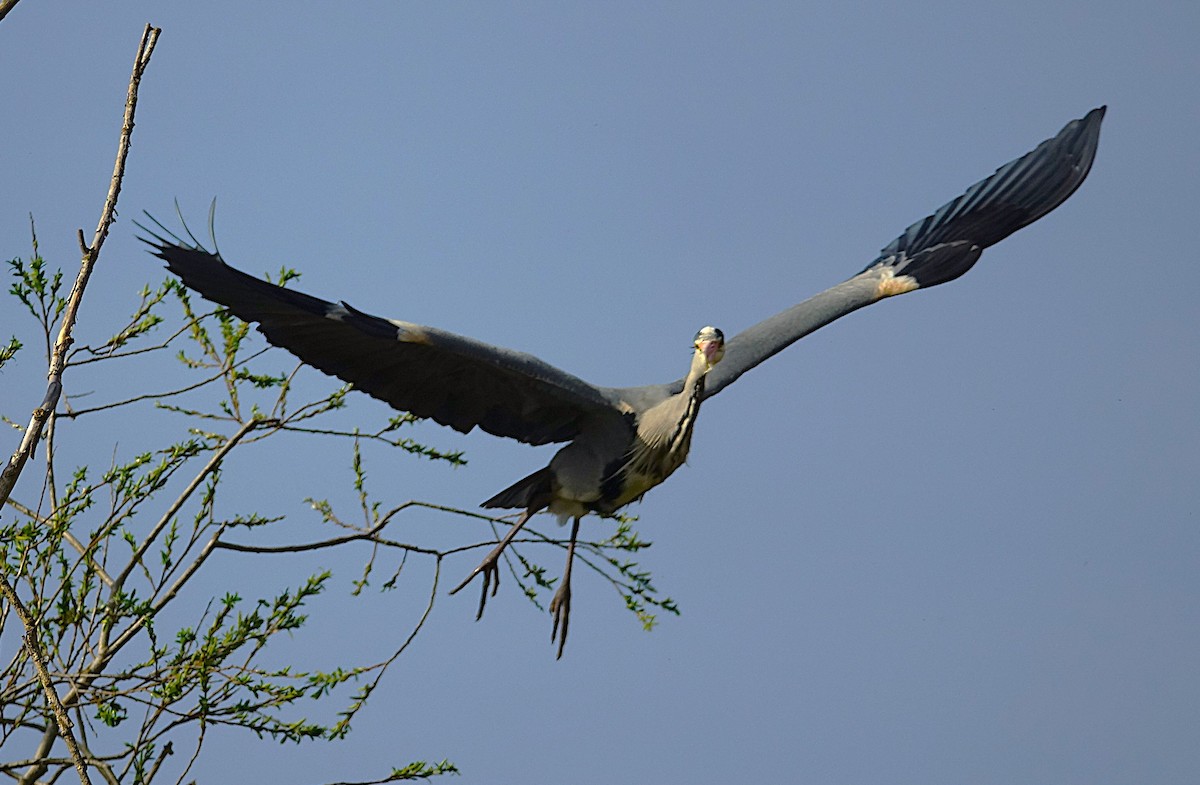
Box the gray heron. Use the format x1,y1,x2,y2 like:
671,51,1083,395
141,106,1104,657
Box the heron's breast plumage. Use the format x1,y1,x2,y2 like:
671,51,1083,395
592,374,706,513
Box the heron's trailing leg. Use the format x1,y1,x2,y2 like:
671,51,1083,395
450,508,534,620
550,516,582,659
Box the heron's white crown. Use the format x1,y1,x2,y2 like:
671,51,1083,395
694,325,725,368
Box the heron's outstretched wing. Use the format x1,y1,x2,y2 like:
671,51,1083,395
694,106,1105,400
141,228,621,445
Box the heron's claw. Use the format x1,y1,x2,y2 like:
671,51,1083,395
549,516,582,659
450,510,535,620
550,580,572,659
449,555,502,621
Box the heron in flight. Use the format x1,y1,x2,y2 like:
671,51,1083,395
142,107,1104,657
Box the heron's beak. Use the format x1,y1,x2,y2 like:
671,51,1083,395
697,339,724,368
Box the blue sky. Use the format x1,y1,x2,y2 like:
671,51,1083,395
2,2,1198,784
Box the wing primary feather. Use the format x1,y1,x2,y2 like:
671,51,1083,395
866,106,1105,289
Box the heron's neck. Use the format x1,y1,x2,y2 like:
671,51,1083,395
684,349,710,391
619,351,710,498
662,351,710,453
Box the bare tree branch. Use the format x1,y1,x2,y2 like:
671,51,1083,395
0,24,160,508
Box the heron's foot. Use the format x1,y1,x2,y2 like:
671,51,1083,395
550,579,572,659
449,510,535,621
549,516,582,659
449,554,501,621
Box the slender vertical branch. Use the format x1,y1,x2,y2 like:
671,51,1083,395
0,24,160,509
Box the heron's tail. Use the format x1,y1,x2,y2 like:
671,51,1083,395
482,468,552,510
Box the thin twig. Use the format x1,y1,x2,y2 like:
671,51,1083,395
58,348,270,419
66,307,219,365
140,740,173,785
214,499,500,556
214,535,442,557
4,499,115,588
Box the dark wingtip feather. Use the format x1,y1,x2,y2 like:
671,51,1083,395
137,212,340,328
867,106,1105,289
135,201,223,259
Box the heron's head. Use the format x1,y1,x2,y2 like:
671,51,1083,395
693,326,725,370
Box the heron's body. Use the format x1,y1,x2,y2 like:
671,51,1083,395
507,341,715,521
142,107,1105,656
